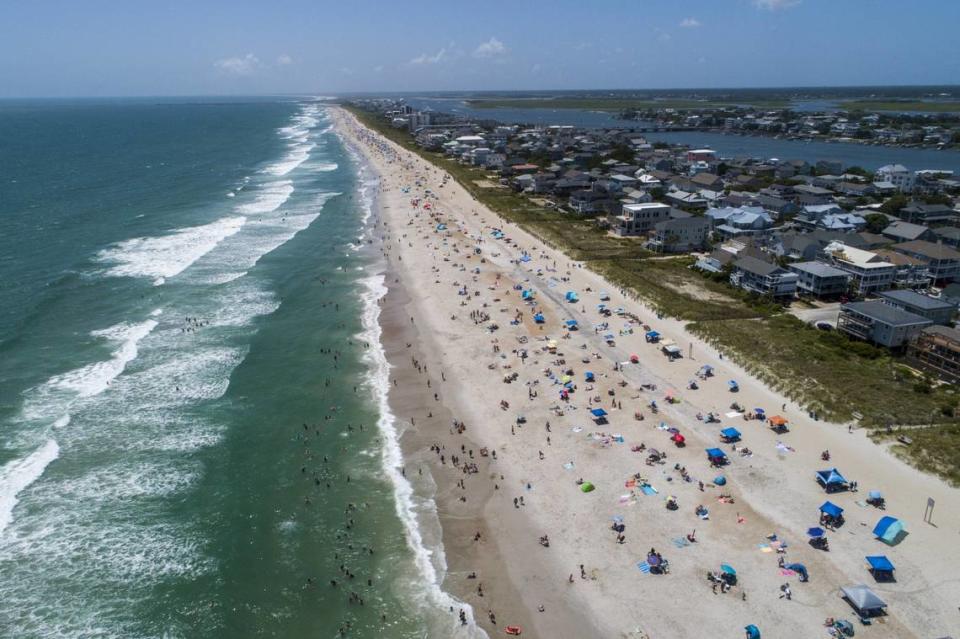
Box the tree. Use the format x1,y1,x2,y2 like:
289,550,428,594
865,213,889,234
610,144,635,164
845,166,870,178
879,194,908,216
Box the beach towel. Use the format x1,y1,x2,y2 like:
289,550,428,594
636,561,651,573
563,462,575,470
625,479,637,488
672,537,691,549
780,569,796,577
641,485,658,496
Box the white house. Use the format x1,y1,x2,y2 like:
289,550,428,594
875,164,914,193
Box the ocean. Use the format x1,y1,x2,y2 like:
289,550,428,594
0,98,476,638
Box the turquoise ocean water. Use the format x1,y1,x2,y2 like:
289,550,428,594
0,98,477,638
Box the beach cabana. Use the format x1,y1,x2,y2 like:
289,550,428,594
866,555,895,582
785,562,809,582
522,289,534,301
840,584,887,618
720,427,741,443
565,291,578,303
706,448,728,466
873,516,906,545
728,380,739,392
820,501,845,526
768,415,789,433
565,319,579,330
815,468,849,493
645,330,661,343
744,624,761,639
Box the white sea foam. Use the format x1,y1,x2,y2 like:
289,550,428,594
235,180,294,216
53,414,71,429
0,439,60,534
263,142,315,177
359,272,486,638
97,216,245,282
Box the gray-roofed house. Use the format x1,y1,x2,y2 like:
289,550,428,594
898,203,956,225
878,289,955,325
837,301,933,348
892,240,960,283
933,225,960,248
730,256,798,298
788,261,851,298
881,221,935,243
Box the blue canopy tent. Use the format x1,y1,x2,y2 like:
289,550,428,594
807,527,825,538
590,408,609,424
873,516,906,545
820,501,845,524
533,313,545,324
585,371,595,382
565,291,578,302
645,330,661,343
866,555,895,582
565,319,579,330
720,427,742,442
706,448,728,466
785,562,809,582
815,468,849,493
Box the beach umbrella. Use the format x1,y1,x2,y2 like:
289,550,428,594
868,490,882,500
807,527,825,538
720,564,736,576
580,482,595,493
714,475,727,486
585,371,595,381
671,433,685,444
745,624,760,639
646,553,661,566
561,375,572,383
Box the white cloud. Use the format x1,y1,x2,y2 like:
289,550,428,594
657,31,672,42
373,65,384,73
410,48,447,65
753,0,801,10
680,18,702,28
473,37,506,59
214,53,263,76
276,54,293,65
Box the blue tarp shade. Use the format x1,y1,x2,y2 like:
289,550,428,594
785,563,808,581
816,468,847,486
820,501,844,518
873,516,905,544
705,448,727,459
590,408,608,417
720,427,741,440
807,527,825,538
646,331,660,338
866,555,894,572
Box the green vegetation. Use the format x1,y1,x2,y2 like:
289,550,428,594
344,103,960,483
871,424,960,486
839,100,960,113
689,315,958,428
465,98,789,111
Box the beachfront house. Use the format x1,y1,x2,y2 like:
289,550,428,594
892,240,960,283
906,325,960,383
730,256,798,299
821,242,896,295
647,216,711,253
788,261,851,299
665,189,708,212
881,221,935,244
837,301,932,349
611,202,671,237
897,203,957,226
878,290,955,325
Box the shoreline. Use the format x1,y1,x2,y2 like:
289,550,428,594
334,104,960,639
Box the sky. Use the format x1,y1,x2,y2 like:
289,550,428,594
1,0,958,97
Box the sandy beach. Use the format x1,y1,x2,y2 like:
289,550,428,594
333,106,960,639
